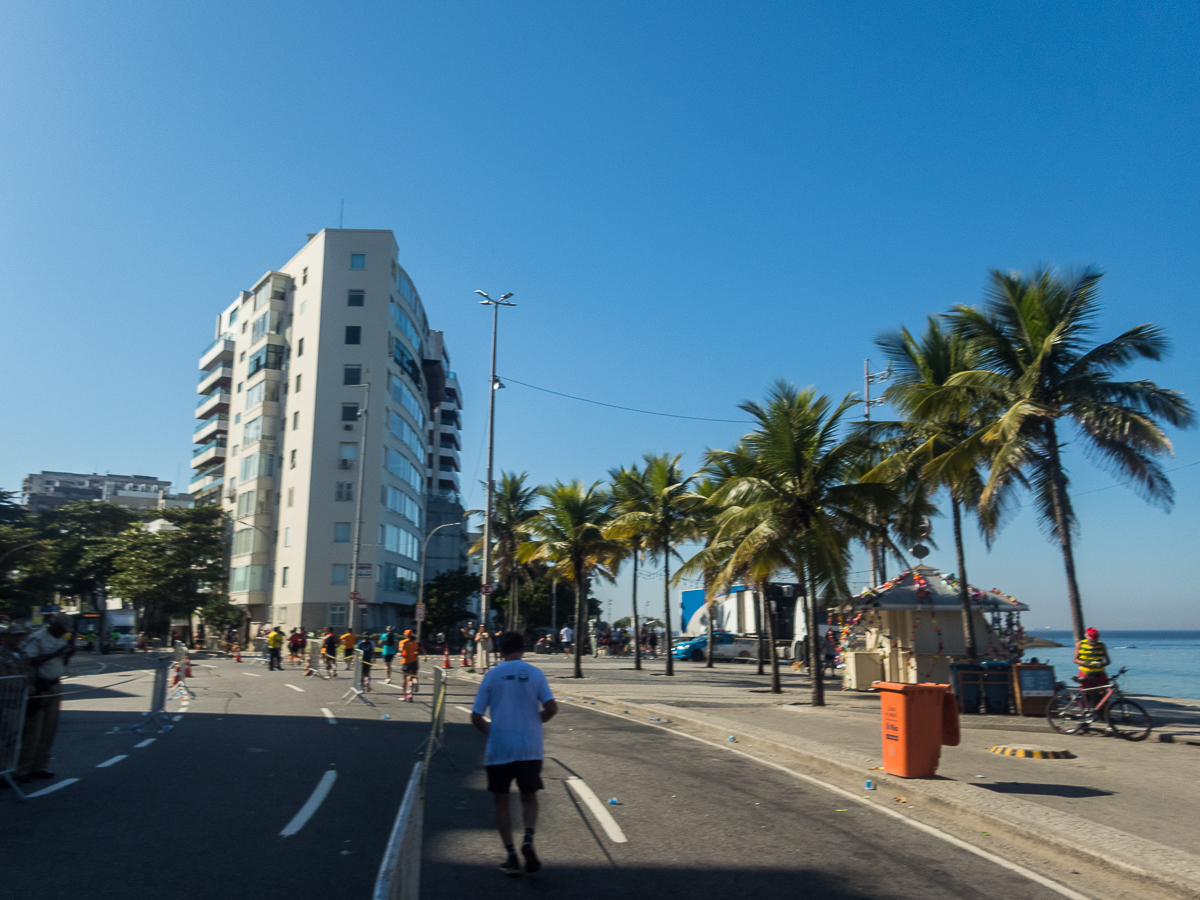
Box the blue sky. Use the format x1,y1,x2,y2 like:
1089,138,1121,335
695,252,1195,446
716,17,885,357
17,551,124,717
2,2,1197,629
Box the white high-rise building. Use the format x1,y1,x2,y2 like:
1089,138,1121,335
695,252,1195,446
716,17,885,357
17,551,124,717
190,229,466,634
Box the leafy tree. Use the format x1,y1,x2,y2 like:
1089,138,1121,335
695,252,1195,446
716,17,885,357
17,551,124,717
198,594,245,635
520,481,621,678
470,472,539,631
707,383,888,702
608,460,652,670
0,489,25,524
422,566,480,636
946,268,1194,641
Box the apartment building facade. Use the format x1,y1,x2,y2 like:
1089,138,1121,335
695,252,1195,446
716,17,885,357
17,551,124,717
22,471,192,514
191,229,467,633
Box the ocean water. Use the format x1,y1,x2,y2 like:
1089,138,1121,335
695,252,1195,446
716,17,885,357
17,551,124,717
1025,630,1200,701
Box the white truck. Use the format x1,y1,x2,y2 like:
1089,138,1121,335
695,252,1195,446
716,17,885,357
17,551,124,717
103,610,138,653
679,583,830,662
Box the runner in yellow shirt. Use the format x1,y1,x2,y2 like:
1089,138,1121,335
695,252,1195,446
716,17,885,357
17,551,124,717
340,630,357,671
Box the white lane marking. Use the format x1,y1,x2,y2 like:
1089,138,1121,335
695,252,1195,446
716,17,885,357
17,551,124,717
280,770,338,837
25,778,80,798
96,755,127,768
456,705,488,722
565,777,628,843
134,739,156,749
245,672,261,677
579,705,1089,900
285,684,305,692
199,664,217,668
321,708,337,724
172,715,183,722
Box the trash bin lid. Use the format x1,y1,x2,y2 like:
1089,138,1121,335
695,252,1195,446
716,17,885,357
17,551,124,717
872,681,951,693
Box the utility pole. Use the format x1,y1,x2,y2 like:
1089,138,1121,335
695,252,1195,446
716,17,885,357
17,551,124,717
349,379,370,634
864,359,890,586
475,290,516,669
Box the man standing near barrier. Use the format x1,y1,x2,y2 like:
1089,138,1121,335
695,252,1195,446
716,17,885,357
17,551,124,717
379,625,399,683
17,614,74,782
340,629,357,671
266,626,285,670
471,631,558,876
399,629,420,701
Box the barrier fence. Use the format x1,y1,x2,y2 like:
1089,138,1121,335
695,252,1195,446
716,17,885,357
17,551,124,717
415,668,451,766
171,641,197,700
0,674,29,800
342,650,373,706
372,761,424,900
131,656,174,734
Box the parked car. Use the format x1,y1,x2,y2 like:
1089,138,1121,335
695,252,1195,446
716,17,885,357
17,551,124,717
672,631,759,662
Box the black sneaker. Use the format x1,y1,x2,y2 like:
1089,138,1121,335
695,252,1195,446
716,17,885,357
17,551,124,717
499,853,522,876
522,840,541,873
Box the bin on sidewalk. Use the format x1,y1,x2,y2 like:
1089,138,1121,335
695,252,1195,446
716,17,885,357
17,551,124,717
981,661,1013,714
873,682,961,778
950,663,985,714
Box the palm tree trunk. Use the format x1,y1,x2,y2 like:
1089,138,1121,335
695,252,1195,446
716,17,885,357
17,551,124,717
1045,421,1086,642
763,585,780,693
755,588,765,675
573,556,586,679
804,562,825,706
951,497,977,660
705,598,716,667
631,550,641,671
663,541,674,676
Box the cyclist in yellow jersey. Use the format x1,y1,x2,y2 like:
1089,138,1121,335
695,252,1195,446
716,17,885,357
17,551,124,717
1074,626,1111,705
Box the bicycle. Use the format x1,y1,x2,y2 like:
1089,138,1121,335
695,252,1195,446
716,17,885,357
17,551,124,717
1046,666,1153,741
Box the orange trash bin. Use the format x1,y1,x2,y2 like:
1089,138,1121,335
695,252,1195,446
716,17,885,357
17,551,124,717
874,682,960,778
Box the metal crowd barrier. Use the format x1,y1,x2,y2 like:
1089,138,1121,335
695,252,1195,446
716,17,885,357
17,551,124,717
342,650,373,706
132,656,174,734
415,668,451,766
372,761,424,900
171,642,197,700
304,638,327,678
0,675,29,800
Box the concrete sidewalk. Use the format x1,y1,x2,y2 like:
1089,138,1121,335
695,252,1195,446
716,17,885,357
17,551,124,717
514,655,1200,898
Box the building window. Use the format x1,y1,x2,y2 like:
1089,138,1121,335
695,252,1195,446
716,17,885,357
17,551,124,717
302,267,308,285
284,527,292,547
329,604,347,627
344,365,362,385
345,326,361,345
339,443,358,462
292,411,300,431
240,351,246,361
350,253,365,269
234,413,241,424
348,290,364,307
331,564,349,585
229,308,238,326
336,482,353,502
248,344,284,376
287,487,294,507
341,404,359,422
281,567,289,587
232,528,255,556
241,322,247,333
298,338,304,357
295,374,301,393
289,449,296,469
236,382,243,393
300,301,307,315
334,522,351,543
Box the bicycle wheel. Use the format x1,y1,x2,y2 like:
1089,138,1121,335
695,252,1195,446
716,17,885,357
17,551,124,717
1106,698,1153,741
1046,690,1090,735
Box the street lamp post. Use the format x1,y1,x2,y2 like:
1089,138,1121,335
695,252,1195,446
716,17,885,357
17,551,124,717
348,379,371,634
474,290,515,669
415,518,465,646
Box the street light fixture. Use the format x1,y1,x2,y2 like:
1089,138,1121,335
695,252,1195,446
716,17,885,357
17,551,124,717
474,290,516,669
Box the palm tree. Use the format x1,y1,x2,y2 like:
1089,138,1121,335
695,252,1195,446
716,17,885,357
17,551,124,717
608,463,650,671
520,481,622,679
870,317,1015,659
946,268,1194,641
607,454,706,677
470,472,539,631
707,382,889,703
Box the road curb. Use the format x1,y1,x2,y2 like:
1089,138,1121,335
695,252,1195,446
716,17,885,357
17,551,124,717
566,693,1200,898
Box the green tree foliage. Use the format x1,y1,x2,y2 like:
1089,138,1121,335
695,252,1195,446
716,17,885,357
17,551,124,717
422,566,480,635
0,489,25,524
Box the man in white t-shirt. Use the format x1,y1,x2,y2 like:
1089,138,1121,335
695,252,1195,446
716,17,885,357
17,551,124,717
471,631,558,877
559,625,573,657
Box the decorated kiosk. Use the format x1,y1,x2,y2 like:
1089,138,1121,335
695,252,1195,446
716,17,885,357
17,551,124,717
836,564,1029,690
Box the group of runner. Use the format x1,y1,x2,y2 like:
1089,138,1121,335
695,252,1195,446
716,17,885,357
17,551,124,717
289,626,421,699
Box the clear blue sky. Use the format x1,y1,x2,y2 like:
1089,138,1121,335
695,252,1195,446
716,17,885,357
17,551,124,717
2,2,1197,629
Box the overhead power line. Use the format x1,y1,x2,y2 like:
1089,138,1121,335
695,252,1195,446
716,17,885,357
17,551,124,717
501,376,752,424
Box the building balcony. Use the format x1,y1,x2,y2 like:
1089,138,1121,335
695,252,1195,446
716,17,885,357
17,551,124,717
197,365,233,395
194,415,229,444
189,471,224,493
195,391,231,419
199,334,235,369
191,441,227,470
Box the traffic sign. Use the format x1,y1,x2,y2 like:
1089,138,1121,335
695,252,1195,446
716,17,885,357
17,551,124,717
349,590,362,601
480,583,493,595
415,603,425,622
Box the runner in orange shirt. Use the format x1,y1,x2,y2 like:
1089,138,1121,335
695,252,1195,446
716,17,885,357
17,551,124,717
340,629,357,671
399,629,420,701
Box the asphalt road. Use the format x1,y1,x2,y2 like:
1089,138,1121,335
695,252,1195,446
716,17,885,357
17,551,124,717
3,652,1076,900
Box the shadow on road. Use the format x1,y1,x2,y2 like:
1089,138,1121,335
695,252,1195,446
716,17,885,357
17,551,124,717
972,781,1115,799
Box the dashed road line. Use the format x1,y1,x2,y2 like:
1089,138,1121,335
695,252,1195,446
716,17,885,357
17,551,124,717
244,672,261,677
172,715,183,722
96,755,127,768
280,770,337,837
26,778,79,798
285,684,305,692
320,708,337,724
565,777,628,843
134,739,156,749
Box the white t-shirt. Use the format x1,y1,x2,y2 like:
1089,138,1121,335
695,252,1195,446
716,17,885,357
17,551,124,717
471,659,554,766
559,626,573,643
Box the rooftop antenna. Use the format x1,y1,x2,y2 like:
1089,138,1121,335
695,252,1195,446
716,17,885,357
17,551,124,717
339,200,344,229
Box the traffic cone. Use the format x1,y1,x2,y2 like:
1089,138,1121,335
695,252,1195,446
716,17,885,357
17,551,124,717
171,664,181,686
460,648,468,667
234,646,242,663
442,648,451,669
184,657,193,678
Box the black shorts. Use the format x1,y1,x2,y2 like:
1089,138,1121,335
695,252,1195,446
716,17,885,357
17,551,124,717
401,661,418,675
486,759,544,794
